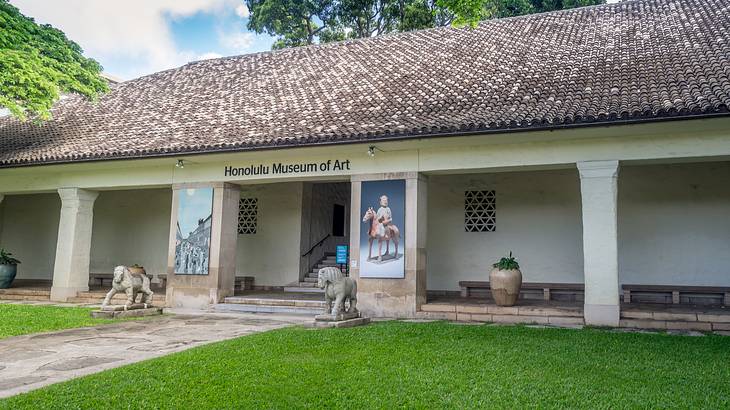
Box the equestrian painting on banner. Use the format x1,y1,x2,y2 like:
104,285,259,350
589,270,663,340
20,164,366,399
360,180,405,278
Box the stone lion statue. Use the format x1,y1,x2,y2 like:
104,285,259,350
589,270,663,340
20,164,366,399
102,265,154,308
317,267,357,316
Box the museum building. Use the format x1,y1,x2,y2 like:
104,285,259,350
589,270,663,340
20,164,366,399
1,0,729,329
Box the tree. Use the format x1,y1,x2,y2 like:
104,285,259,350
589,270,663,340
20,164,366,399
246,0,604,48
245,0,339,49
246,0,454,48
0,0,108,121
436,0,605,26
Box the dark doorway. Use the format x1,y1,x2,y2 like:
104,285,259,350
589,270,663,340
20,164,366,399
332,204,346,237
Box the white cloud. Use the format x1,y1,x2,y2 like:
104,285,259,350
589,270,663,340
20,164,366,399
10,0,243,79
195,52,224,60
235,4,250,18
219,30,254,52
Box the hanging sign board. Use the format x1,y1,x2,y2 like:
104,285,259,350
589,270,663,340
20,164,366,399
336,245,348,264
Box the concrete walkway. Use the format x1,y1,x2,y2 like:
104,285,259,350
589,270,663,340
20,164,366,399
0,310,310,398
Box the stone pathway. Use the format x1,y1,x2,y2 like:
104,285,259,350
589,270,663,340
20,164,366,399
0,310,310,398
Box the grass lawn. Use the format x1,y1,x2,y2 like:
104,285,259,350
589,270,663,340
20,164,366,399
2,321,729,409
0,304,122,339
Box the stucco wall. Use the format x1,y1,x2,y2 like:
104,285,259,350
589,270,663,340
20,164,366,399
427,170,584,291
0,193,60,280
89,189,172,277
618,161,730,286
236,182,304,286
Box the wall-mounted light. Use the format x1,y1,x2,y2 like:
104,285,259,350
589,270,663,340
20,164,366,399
175,159,185,169
367,145,385,157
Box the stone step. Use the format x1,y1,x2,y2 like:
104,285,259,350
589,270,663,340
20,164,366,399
224,296,325,308
0,288,51,297
213,303,325,315
284,286,324,293
0,293,51,302
303,277,318,283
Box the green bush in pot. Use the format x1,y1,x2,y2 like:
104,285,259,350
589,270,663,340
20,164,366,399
0,249,21,289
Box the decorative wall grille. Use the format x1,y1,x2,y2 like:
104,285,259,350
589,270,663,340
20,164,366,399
464,190,496,232
238,198,258,234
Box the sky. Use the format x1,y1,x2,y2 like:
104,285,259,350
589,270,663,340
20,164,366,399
10,0,276,81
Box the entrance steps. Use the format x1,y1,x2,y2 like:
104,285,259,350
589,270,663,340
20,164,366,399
0,287,51,302
284,252,345,294
215,293,326,315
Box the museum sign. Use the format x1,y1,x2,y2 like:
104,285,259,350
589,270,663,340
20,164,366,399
224,159,352,177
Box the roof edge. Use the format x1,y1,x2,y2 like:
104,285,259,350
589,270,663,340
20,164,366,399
2,110,729,170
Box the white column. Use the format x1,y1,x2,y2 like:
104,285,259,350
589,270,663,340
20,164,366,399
578,160,620,326
51,188,98,301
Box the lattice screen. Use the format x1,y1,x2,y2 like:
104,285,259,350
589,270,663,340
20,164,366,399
464,190,496,232
238,198,258,234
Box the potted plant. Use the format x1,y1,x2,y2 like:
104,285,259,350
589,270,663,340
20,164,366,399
489,251,522,306
0,249,21,289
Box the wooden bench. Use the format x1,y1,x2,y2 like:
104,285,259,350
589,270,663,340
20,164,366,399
235,276,254,291
458,281,584,301
89,273,114,288
622,284,730,306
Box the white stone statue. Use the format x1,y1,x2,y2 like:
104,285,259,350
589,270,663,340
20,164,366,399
317,267,358,316
102,265,154,308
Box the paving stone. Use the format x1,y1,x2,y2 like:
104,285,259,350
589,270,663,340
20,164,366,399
518,307,582,318
487,306,520,315
29,328,97,340
666,330,706,337
400,319,436,323
469,314,493,323
611,328,661,335
697,314,730,323
548,316,585,326
415,311,457,320
665,321,712,331
39,356,123,371
68,337,152,347
620,310,655,320
711,323,730,331
455,305,489,314
653,312,697,322
0,376,48,391
130,340,206,352
0,348,56,363
420,304,456,313
619,319,667,330
492,315,549,325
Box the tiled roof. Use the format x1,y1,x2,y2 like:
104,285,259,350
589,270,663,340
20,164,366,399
1,0,729,167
